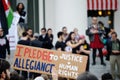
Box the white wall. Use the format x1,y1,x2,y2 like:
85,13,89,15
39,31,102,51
45,0,55,29
114,0,120,39
42,0,88,44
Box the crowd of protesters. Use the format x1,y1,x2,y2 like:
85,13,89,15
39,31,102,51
0,2,120,80
0,58,114,80
1,16,120,80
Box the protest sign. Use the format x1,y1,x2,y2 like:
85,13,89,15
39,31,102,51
13,45,88,79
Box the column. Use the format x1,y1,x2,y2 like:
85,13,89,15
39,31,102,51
114,0,120,38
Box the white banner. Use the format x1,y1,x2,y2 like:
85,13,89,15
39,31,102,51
7,12,20,50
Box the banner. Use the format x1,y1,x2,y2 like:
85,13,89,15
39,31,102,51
2,0,20,50
7,12,20,50
13,45,88,79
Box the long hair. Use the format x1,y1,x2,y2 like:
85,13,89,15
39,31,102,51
16,3,25,11
65,32,74,43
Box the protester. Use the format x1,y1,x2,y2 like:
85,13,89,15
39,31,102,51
77,72,98,80
18,32,30,45
46,28,54,49
26,28,33,40
101,73,113,80
0,59,10,80
16,3,26,24
65,32,83,53
55,31,66,51
62,26,68,42
38,28,51,49
0,28,10,59
98,21,105,32
108,28,115,39
30,33,43,48
55,32,67,80
47,28,53,43
30,33,43,79
73,28,80,42
10,71,19,80
17,32,30,79
107,32,120,80
10,71,25,80
86,17,106,66
76,35,91,71
106,28,115,61
16,3,27,39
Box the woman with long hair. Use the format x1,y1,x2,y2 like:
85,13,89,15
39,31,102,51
65,32,83,53
46,28,54,49
16,3,26,23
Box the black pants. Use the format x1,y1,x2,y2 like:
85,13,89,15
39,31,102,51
86,55,90,71
92,48,104,64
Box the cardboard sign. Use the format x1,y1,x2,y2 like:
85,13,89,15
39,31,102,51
13,45,88,79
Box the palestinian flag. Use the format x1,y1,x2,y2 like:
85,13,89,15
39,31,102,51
2,0,14,29
0,0,8,34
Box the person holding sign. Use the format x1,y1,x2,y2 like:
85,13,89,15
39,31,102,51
65,32,83,53
38,28,51,49
55,31,66,51
76,35,91,71
17,32,30,79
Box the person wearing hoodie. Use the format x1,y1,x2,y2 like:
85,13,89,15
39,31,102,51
0,28,10,59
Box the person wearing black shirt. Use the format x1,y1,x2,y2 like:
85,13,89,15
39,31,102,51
16,3,26,23
18,32,30,45
17,32,30,79
65,32,83,53
31,33,43,48
38,28,51,49
76,35,91,71
46,28,54,49
55,32,66,51
16,3,27,39
0,28,10,59
26,28,33,41
30,33,43,78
